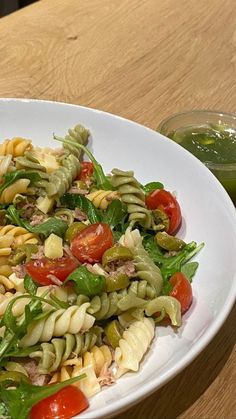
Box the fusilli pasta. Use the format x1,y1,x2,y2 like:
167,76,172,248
115,317,155,377
20,303,95,347
111,168,152,228
86,190,120,210
0,137,32,157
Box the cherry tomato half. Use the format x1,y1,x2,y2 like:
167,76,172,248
77,162,94,181
26,255,79,285
169,272,193,314
145,189,182,235
30,385,89,419
71,222,113,263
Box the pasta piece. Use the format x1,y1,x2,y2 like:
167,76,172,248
0,179,30,204
15,152,49,189
0,155,15,179
145,295,182,326
30,331,98,373
0,235,13,256
22,147,61,173
111,168,152,228
46,154,80,197
63,124,90,159
19,303,95,347
50,364,101,399
5,361,29,377
119,226,142,248
50,345,112,398
86,190,120,210
0,225,39,247
0,274,24,292
0,137,32,157
114,317,155,378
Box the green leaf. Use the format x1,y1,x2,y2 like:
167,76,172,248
142,181,164,194
181,262,199,282
66,265,106,297
0,171,42,195
0,375,86,419
60,193,101,223
103,199,127,230
23,275,38,296
6,205,67,238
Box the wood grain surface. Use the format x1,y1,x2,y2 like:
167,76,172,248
0,1,235,418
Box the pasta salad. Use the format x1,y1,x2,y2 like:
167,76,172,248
0,125,203,418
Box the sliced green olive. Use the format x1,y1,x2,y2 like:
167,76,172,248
9,244,38,266
102,246,133,268
104,319,124,348
152,209,170,231
0,371,29,385
155,231,186,251
65,222,87,242
73,180,87,190
105,273,130,292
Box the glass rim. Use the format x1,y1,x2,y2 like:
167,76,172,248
158,109,236,172
158,109,236,132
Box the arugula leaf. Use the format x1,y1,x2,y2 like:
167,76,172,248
24,275,38,295
54,135,113,190
181,262,199,282
103,199,127,230
6,205,68,238
0,171,42,195
143,234,204,281
66,265,106,297
60,193,101,223
142,181,164,194
0,375,86,419
3,346,41,359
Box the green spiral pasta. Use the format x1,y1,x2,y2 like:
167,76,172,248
30,331,98,373
15,152,49,188
77,291,147,321
119,227,163,296
63,124,90,159
46,154,81,197
122,280,157,299
111,168,152,228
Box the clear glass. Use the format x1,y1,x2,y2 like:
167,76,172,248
158,110,236,205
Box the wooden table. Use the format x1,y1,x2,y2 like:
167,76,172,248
0,1,235,417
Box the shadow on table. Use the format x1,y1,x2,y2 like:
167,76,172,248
115,304,236,419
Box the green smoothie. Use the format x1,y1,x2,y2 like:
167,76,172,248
169,123,236,204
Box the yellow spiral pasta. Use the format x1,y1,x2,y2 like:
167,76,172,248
86,190,120,210
20,303,95,347
115,317,155,378
0,137,32,157
50,364,101,399
49,345,112,398
0,179,30,204
0,225,39,247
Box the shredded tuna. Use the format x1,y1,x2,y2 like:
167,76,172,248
21,203,35,219
31,246,44,260
12,264,26,278
22,359,50,386
47,275,63,286
85,263,108,277
74,208,87,221
98,363,115,386
108,260,136,277
30,214,46,226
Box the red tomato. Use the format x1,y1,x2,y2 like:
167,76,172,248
26,256,79,285
145,189,181,235
169,272,193,314
77,162,94,181
71,222,113,263
30,385,88,419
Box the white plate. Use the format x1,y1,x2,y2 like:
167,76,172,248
1,98,236,418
